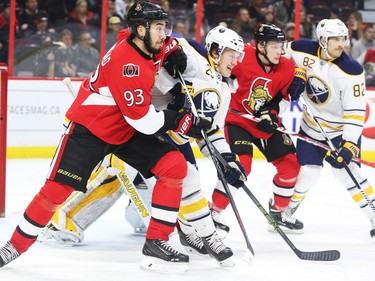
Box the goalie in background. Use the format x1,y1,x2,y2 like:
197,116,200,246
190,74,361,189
284,18,375,238
38,25,247,267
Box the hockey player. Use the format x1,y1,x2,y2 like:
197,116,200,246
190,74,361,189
0,1,214,270
208,24,305,234
37,26,247,266
284,18,375,237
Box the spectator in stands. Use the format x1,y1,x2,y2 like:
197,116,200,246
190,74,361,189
284,22,295,41
273,0,294,28
329,5,342,20
351,24,375,59
299,5,316,40
106,0,124,21
360,49,375,87
34,29,76,77
71,30,99,77
172,21,187,38
28,15,57,46
114,0,134,20
106,16,123,50
0,0,19,64
66,0,100,43
18,0,50,37
262,5,275,26
248,0,266,25
347,11,363,44
232,7,256,43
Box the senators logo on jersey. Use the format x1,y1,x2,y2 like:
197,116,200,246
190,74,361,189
242,77,272,113
123,64,140,77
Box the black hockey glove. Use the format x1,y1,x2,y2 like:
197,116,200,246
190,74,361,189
255,108,279,134
325,140,360,169
218,152,247,188
167,81,194,111
174,109,213,138
287,68,306,101
163,46,187,78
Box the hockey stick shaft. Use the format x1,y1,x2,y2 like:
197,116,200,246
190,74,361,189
62,77,77,98
177,71,255,256
240,113,375,168
300,96,375,211
207,143,340,261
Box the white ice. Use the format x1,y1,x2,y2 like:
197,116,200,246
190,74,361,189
1,158,375,281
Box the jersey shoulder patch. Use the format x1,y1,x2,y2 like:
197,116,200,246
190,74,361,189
334,52,364,75
186,38,207,58
291,39,319,56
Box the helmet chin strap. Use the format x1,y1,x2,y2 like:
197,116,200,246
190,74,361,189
257,43,274,66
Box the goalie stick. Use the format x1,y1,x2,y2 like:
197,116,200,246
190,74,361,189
178,71,340,261
177,71,255,258
239,113,375,169
300,96,375,212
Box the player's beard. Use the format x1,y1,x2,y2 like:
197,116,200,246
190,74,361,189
144,31,162,55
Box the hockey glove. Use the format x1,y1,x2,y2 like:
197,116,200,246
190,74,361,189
218,152,247,188
163,46,187,78
167,81,194,111
287,68,306,101
325,140,360,169
174,109,213,138
255,108,279,134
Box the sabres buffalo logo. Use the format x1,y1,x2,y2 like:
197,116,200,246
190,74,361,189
242,77,272,113
306,76,330,105
193,89,221,119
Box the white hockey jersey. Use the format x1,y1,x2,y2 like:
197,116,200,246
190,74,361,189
286,39,366,144
152,37,234,154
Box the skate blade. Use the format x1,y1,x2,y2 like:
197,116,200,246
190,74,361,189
218,256,235,267
267,224,304,234
140,256,189,273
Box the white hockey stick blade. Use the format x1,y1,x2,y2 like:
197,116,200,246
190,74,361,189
241,249,254,265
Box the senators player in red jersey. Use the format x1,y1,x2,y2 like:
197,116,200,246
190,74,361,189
0,2,212,270
210,24,306,234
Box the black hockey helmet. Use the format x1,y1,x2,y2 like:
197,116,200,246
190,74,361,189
127,1,169,34
254,24,286,43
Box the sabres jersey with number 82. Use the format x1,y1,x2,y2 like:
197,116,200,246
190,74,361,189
286,39,366,144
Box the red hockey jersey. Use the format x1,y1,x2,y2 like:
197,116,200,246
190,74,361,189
66,30,173,144
226,44,295,139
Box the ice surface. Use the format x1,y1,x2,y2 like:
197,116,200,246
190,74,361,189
1,158,375,281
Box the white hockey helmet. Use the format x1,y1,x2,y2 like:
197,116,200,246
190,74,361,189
205,26,245,61
316,19,349,48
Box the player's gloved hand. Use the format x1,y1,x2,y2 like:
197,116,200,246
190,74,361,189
255,108,279,133
325,140,360,169
287,68,306,101
174,110,213,138
163,46,187,78
167,81,194,111
219,152,247,188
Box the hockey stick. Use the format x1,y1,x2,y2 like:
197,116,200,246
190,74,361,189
206,142,341,261
239,113,375,168
177,71,255,258
62,77,76,98
299,96,375,212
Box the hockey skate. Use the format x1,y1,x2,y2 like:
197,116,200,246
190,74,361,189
268,199,304,234
201,231,235,267
140,239,189,272
210,209,230,238
0,241,20,268
177,226,208,256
